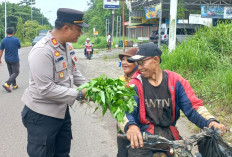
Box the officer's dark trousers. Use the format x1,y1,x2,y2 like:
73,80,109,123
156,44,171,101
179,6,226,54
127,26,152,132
5,61,19,86
21,105,72,157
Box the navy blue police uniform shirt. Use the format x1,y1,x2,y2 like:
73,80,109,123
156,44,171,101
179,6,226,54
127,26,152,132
0,36,21,62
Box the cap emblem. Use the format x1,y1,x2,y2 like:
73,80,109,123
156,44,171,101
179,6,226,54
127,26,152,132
74,20,83,23
133,55,145,59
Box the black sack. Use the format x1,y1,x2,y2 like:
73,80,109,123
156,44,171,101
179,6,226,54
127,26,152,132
197,127,232,157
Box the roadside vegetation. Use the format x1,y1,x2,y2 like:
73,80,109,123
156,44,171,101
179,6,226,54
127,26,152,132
161,21,232,142
0,1,52,45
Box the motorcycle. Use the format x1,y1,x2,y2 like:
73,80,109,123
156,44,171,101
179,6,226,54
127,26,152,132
84,43,93,60
118,127,232,157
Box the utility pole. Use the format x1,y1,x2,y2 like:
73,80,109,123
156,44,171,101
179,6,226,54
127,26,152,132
109,10,112,38
5,0,7,37
122,0,125,52
30,0,36,21
158,1,163,49
111,10,115,45
31,5,33,21
106,19,110,37
168,0,178,52
20,0,35,21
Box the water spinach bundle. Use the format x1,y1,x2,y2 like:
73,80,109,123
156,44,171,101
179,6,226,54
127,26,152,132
77,75,137,122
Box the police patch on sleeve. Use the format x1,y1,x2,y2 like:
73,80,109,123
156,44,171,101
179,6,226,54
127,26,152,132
68,45,73,50
63,62,67,68
54,51,60,57
59,72,64,79
51,38,58,46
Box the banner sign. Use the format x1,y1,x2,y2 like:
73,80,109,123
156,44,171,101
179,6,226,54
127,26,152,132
144,3,161,19
201,5,232,19
103,0,119,9
129,16,159,26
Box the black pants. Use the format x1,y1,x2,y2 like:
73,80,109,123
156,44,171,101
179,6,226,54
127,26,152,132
21,106,72,157
5,60,19,86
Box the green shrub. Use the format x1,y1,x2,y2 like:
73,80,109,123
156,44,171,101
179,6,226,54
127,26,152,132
161,22,232,113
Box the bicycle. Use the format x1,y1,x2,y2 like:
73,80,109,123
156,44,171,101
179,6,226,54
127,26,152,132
117,127,232,157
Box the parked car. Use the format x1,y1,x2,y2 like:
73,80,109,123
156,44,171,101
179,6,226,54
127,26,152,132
32,36,45,46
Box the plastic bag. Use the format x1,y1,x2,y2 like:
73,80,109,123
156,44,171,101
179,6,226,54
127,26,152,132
197,127,232,157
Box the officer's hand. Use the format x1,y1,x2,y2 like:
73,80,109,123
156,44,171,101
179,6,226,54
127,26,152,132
209,121,226,135
82,88,87,98
126,125,143,148
0,60,2,64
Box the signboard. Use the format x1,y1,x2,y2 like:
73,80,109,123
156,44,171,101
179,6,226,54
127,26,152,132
129,16,159,26
224,6,232,19
94,31,99,35
144,3,161,19
201,5,232,19
103,0,119,9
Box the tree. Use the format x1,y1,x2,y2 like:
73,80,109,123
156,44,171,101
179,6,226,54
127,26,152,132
177,0,188,19
83,0,129,37
15,17,24,43
0,1,52,41
24,20,39,42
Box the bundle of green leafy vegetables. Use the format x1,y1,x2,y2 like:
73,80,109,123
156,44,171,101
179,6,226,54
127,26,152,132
77,75,137,122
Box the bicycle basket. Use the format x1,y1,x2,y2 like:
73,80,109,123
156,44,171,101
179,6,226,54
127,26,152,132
197,127,232,157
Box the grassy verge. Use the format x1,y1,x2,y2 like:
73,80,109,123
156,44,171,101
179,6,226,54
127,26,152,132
161,22,232,143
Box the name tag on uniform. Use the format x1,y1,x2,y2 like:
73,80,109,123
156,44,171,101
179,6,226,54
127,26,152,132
56,57,64,63
70,51,75,55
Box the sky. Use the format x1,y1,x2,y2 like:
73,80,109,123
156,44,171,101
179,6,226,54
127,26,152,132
0,0,90,25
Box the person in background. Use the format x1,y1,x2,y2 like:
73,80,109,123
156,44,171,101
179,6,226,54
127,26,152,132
0,27,21,92
84,38,93,56
117,47,138,157
21,8,88,157
118,42,226,157
106,33,111,52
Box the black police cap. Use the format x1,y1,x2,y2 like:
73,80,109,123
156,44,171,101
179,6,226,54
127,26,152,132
57,8,89,28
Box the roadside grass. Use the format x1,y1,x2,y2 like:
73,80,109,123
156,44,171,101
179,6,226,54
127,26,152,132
161,22,232,143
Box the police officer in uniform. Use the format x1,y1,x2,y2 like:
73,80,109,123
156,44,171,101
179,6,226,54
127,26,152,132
21,8,88,157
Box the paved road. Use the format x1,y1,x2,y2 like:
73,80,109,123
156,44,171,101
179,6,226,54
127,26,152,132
0,47,121,157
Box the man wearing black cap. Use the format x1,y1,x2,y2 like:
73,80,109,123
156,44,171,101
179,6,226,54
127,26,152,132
21,8,88,157
118,42,226,157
